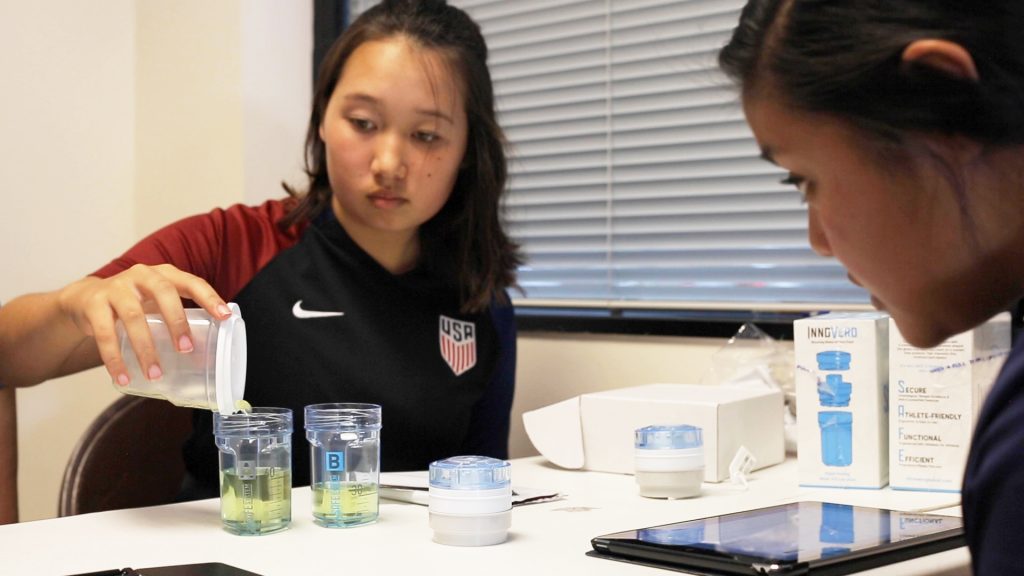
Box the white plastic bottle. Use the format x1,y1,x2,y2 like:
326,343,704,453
428,455,511,546
115,302,247,413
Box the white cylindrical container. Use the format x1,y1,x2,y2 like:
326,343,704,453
634,424,704,499
428,455,511,546
116,302,246,414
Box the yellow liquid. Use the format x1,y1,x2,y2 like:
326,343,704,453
312,481,378,527
234,399,252,413
220,467,291,535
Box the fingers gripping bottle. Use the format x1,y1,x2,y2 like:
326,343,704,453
116,303,247,414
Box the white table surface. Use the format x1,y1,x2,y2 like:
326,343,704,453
2,456,970,576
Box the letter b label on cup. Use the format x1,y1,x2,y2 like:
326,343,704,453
326,451,345,472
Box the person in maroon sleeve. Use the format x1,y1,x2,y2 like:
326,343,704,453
0,0,522,511
718,1,1024,572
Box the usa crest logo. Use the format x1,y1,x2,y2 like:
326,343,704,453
439,315,476,376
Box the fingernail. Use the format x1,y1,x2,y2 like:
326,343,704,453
148,364,163,381
116,373,130,387
217,303,232,317
178,334,194,353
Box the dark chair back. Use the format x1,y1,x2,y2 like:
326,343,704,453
59,394,193,516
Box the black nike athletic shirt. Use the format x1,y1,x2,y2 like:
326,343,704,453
94,199,516,495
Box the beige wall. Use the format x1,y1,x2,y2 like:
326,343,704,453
2,0,311,522
134,1,245,231
241,4,313,202
135,0,311,232
1,0,136,524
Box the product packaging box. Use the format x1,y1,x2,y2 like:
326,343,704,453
889,313,1010,492
522,383,784,482
794,312,889,488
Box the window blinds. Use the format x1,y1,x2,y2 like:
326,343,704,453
349,0,869,310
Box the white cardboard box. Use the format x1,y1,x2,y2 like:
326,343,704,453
522,383,785,482
889,313,1010,492
794,312,889,489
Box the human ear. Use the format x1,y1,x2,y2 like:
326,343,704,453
901,39,979,81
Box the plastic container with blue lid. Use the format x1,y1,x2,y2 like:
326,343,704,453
634,425,704,499
428,455,511,546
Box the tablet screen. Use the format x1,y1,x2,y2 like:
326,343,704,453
591,502,964,575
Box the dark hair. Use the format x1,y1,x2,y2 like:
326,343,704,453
719,0,1024,145
282,0,522,313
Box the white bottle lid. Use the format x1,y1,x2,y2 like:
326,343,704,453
213,302,247,414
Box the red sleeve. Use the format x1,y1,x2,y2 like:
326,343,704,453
92,198,307,302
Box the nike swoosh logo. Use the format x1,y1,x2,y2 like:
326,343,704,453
292,300,345,319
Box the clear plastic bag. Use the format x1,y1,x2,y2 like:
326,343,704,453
702,323,797,455
702,323,791,390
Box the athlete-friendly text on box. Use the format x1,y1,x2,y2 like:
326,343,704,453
889,313,1010,492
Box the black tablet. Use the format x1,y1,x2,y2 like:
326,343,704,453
589,501,965,575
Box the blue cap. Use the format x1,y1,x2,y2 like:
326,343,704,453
635,425,703,450
429,455,511,490
816,350,851,371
